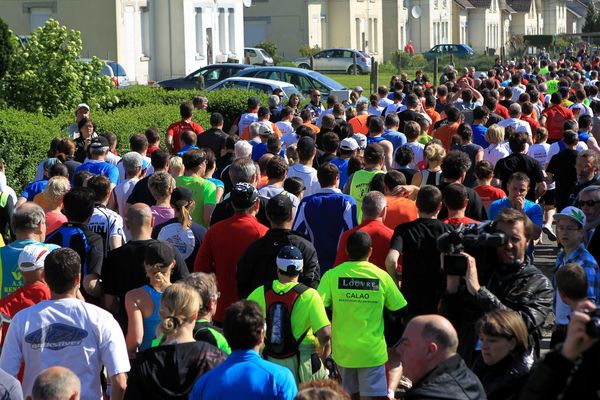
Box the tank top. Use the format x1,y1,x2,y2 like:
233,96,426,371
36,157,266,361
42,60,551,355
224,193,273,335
141,285,163,351
420,169,441,187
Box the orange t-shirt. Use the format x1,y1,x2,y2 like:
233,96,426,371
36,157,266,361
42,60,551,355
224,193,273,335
384,196,418,230
433,122,459,152
304,122,320,135
425,108,441,135
349,115,369,135
241,121,283,140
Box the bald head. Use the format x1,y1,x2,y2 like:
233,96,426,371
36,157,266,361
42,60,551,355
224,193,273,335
125,203,153,236
508,103,522,118
413,314,459,353
31,366,80,400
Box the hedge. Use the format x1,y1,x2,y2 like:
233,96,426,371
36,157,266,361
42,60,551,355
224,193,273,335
0,87,270,191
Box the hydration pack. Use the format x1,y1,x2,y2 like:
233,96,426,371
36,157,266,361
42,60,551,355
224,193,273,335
264,282,309,359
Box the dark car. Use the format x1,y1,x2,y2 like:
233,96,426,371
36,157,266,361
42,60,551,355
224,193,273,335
233,66,345,99
423,44,475,61
157,63,251,90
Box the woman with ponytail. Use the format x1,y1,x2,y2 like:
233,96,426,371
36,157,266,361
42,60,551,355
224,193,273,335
124,282,227,399
125,241,175,358
152,187,206,272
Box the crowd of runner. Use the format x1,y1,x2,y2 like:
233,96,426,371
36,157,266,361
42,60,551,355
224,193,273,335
0,48,599,400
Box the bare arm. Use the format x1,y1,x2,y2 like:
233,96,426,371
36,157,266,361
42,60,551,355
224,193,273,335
165,135,174,154
410,171,423,188
124,291,144,359
385,249,401,287
15,197,27,208
109,236,123,251
315,325,332,360
204,204,215,227
83,273,102,298
110,372,128,400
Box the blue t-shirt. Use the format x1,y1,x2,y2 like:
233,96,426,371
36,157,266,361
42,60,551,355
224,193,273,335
487,197,543,226
190,350,297,400
382,129,407,150
206,177,224,189
177,145,199,156
75,160,119,185
251,143,284,162
472,124,489,148
330,157,350,188
21,179,48,201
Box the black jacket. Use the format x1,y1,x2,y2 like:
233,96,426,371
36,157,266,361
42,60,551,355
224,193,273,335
472,353,531,400
236,228,320,298
124,341,226,400
518,342,600,400
404,354,487,400
441,263,553,364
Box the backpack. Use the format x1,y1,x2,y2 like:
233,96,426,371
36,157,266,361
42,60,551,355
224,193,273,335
263,282,309,359
46,224,91,276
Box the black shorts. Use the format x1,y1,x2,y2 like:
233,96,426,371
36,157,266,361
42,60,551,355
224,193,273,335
539,189,555,206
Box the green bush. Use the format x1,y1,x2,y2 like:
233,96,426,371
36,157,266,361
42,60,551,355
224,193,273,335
299,45,321,58
0,17,14,81
0,108,68,191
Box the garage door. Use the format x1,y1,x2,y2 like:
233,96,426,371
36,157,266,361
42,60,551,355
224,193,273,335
244,19,267,47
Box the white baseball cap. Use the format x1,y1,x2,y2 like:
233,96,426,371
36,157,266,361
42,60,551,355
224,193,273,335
18,245,51,272
340,137,359,151
77,103,90,111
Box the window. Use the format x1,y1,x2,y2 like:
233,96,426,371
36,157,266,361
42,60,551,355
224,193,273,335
284,73,312,94
248,82,272,93
228,8,235,54
195,8,204,56
218,8,226,53
255,70,279,80
374,19,378,52
30,7,52,31
140,6,150,57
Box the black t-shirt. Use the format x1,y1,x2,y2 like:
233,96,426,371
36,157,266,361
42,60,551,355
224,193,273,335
493,153,544,201
102,239,190,330
485,113,503,128
197,128,227,158
546,149,578,212
397,109,425,131
127,175,155,206
437,182,487,221
395,168,417,184
215,153,234,183
391,218,453,317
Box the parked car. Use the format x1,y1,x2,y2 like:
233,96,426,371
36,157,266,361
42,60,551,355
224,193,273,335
205,77,301,99
423,44,475,61
244,47,274,65
80,58,130,88
157,63,251,90
233,66,346,99
294,48,371,74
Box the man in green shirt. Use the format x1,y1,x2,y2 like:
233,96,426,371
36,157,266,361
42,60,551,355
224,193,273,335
248,245,331,383
174,150,217,227
318,230,407,399
344,143,385,222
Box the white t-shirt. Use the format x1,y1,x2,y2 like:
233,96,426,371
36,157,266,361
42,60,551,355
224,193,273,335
88,204,126,256
497,118,532,138
383,103,406,116
287,163,321,196
483,142,511,167
157,222,206,260
276,121,297,148
0,298,130,400
569,102,593,118
403,142,425,167
114,177,139,218
368,105,384,116
379,97,394,108
528,142,554,190
105,151,122,167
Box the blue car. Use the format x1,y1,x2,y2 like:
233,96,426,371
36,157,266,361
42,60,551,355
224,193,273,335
423,44,475,61
233,66,346,99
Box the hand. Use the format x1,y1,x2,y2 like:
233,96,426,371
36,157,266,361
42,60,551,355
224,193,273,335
391,185,418,198
512,196,525,212
462,252,481,295
562,300,599,361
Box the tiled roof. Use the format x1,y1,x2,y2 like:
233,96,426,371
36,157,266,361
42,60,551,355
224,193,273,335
567,0,587,18
454,0,475,9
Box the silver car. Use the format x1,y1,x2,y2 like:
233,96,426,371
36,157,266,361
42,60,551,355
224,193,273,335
294,48,371,74
205,77,301,99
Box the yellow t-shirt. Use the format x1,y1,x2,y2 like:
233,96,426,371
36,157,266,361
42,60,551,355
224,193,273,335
318,260,407,368
248,280,330,348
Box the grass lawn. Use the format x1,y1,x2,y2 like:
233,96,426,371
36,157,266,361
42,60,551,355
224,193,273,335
325,69,418,91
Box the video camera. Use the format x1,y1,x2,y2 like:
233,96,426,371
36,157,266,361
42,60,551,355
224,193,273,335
436,221,507,276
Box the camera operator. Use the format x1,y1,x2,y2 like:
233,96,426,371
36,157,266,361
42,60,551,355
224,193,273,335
518,300,600,400
440,208,553,365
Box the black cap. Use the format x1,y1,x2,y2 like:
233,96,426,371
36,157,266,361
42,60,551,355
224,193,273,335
171,187,193,204
89,136,109,149
283,177,305,196
266,193,293,219
231,183,259,209
145,240,175,267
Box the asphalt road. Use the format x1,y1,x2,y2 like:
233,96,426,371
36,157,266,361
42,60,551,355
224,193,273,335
535,232,559,352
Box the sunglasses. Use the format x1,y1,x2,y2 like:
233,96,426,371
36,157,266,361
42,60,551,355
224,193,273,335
576,200,600,207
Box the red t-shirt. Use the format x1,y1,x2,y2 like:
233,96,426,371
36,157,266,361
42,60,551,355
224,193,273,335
434,122,459,152
45,211,67,235
443,216,480,227
474,185,506,210
494,104,510,119
521,115,540,134
384,197,418,230
147,145,160,155
194,214,268,323
543,105,575,140
166,119,205,154
0,282,50,345
335,219,393,271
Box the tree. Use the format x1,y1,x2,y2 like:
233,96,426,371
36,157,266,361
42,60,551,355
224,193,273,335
583,0,600,33
0,17,14,81
0,19,113,116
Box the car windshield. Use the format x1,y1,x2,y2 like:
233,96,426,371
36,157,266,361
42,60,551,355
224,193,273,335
258,49,271,58
107,62,127,77
282,86,301,99
307,71,345,90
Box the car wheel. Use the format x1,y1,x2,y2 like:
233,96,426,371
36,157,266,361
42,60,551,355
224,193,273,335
298,63,311,70
347,65,362,75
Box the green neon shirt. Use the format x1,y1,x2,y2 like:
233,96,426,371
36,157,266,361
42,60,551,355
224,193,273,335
317,260,407,368
248,280,330,349
349,169,385,222
174,175,216,228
